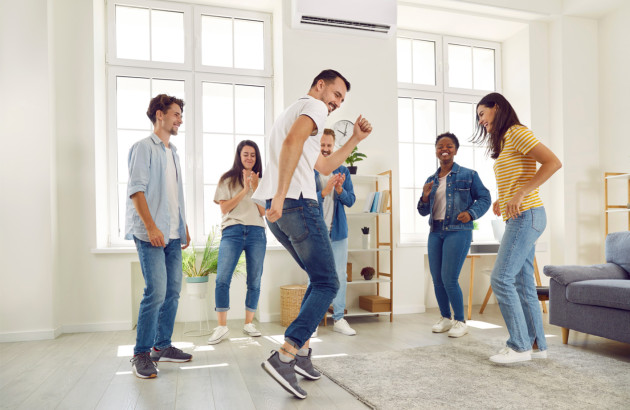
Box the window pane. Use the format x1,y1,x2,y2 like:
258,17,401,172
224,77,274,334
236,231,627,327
151,10,185,63
413,98,436,144
118,184,128,238
118,130,148,183
415,144,436,188
117,77,151,130
204,184,220,235
170,132,186,184
456,146,474,169
399,143,414,188
449,102,474,143
235,85,265,135
397,38,412,83
474,147,496,196
202,16,233,67
203,82,234,133
398,98,413,143
473,47,495,91
412,40,435,85
203,134,234,184
414,188,425,233
152,79,186,132
448,44,472,89
234,19,264,70
116,6,150,60
399,188,416,235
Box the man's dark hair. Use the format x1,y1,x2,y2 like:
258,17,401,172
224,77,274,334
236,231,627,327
146,94,185,125
322,128,336,141
310,69,351,92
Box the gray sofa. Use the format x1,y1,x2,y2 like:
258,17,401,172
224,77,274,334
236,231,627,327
543,231,630,344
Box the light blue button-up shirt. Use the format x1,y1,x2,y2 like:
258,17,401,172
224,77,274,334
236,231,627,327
125,134,187,245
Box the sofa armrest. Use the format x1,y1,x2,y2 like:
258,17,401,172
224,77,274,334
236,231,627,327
543,263,628,286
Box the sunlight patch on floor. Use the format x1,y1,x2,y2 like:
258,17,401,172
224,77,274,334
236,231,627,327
181,363,229,370
115,371,133,376
117,345,134,357
466,320,502,329
193,345,216,352
312,353,348,359
263,335,284,345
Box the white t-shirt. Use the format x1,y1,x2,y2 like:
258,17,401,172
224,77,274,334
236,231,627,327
319,173,335,231
165,147,180,239
433,174,448,221
252,96,327,203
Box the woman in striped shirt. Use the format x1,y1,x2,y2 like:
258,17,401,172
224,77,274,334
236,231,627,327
473,92,562,364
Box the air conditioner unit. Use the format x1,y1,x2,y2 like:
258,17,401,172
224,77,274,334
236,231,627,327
292,0,397,36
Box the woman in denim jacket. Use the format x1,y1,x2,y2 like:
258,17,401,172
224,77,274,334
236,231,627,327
418,133,491,338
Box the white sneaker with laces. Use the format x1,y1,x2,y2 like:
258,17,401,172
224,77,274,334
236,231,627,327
207,326,229,345
243,323,261,337
333,318,357,336
489,347,532,364
531,349,548,359
432,317,453,333
311,326,318,338
447,321,468,338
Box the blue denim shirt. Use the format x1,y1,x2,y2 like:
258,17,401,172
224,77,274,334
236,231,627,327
125,134,188,245
314,166,356,241
417,163,491,231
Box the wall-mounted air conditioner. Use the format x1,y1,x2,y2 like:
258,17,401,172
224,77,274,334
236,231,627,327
292,0,397,36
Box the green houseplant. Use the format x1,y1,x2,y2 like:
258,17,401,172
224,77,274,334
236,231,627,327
345,146,367,175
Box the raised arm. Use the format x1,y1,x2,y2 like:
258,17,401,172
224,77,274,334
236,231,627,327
315,115,372,175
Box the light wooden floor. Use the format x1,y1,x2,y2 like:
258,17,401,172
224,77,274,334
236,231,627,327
2,304,629,410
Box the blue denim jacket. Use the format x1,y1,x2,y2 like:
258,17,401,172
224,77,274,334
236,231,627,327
417,163,491,231
314,166,356,241
125,134,188,245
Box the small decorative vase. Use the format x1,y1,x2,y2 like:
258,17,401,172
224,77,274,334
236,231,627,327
361,267,375,280
348,166,357,174
362,233,370,249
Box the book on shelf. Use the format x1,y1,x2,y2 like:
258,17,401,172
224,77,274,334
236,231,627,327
362,190,390,213
379,190,390,212
370,192,380,213
363,191,376,213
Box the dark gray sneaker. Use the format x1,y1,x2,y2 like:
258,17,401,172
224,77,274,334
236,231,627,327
261,350,307,399
150,346,192,363
131,352,158,379
294,348,321,380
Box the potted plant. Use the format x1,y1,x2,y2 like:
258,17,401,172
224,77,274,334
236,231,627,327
345,146,367,175
182,226,245,298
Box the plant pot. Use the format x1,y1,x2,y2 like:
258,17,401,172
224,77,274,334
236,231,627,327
185,276,209,299
347,166,357,174
362,233,370,249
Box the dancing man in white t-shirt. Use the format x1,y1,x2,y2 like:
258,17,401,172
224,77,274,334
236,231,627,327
254,70,372,399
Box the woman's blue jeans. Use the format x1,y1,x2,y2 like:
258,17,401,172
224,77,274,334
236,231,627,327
215,225,266,312
427,224,472,322
266,197,339,349
491,207,547,352
133,237,182,355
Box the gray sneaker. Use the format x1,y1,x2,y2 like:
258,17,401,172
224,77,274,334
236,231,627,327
131,352,158,379
261,350,307,399
294,348,321,380
150,346,192,363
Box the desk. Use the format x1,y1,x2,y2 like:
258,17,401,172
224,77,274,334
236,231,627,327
465,246,547,320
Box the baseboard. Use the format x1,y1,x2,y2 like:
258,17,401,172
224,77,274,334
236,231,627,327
0,328,58,343
61,322,133,334
393,304,426,315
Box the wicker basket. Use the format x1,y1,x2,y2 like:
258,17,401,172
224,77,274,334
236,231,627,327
280,285,307,327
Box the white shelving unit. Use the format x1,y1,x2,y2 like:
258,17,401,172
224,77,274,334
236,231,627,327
604,172,630,235
323,170,394,325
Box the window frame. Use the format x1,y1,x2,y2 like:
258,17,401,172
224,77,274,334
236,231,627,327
396,30,443,93
443,36,502,97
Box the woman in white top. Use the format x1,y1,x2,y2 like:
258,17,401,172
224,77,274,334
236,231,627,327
207,140,267,344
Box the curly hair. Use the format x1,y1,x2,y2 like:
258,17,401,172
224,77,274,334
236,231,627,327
146,94,185,125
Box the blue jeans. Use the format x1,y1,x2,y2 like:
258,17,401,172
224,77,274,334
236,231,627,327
215,224,266,312
427,222,471,322
133,237,182,355
266,197,339,349
331,238,348,321
491,207,547,352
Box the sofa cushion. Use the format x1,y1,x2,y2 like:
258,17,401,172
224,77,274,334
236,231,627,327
606,232,630,274
566,279,630,311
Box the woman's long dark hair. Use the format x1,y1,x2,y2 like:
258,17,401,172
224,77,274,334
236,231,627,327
471,92,521,159
218,140,263,190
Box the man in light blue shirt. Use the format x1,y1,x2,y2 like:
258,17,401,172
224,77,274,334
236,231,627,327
126,94,192,379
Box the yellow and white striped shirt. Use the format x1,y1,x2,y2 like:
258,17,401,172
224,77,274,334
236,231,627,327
493,125,543,221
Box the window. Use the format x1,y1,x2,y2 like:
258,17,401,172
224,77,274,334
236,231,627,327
397,31,501,243
106,0,272,245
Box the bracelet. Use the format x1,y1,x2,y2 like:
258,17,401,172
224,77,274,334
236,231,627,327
280,347,296,358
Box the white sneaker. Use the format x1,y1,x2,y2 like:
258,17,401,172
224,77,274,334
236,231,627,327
432,317,453,333
531,349,548,359
333,318,357,336
243,323,261,337
311,326,318,338
447,321,468,338
207,326,229,345
489,347,532,364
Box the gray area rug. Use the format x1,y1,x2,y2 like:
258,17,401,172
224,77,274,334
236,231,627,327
313,337,630,409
